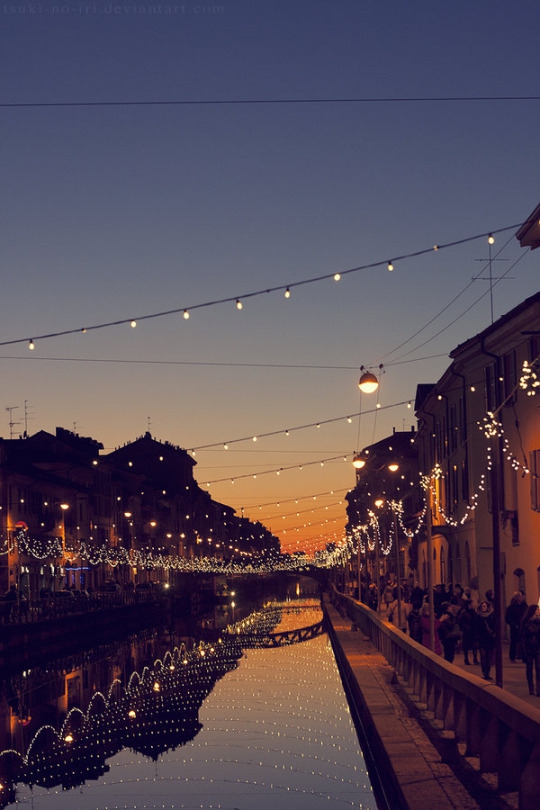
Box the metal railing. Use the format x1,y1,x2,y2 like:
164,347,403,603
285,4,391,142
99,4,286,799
330,588,540,810
0,590,157,624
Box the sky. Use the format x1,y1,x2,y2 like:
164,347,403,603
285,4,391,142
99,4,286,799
1,0,540,554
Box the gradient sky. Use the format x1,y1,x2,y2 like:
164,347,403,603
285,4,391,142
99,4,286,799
1,1,540,553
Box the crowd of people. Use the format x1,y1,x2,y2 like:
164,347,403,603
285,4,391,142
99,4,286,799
361,577,540,696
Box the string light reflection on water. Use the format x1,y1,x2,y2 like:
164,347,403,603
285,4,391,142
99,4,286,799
9,604,376,810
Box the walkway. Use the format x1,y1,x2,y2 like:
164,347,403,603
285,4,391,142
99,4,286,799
324,595,529,810
450,645,536,708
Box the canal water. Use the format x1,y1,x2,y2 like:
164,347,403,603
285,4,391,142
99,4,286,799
0,590,377,810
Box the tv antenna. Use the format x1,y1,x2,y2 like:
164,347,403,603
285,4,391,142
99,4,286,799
473,238,511,324
5,406,21,439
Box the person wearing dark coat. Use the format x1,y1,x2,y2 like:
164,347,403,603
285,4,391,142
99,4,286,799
504,591,527,662
474,599,496,680
406,600,423,643
520,603,540,696
366,583,378,612
458,597,478,665
437,602,462,663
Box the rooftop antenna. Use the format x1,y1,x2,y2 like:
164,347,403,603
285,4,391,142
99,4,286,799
473,237,511,324
24,400,34,437
6,406,21,439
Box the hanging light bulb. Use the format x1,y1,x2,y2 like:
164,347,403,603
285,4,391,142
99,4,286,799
333,272,341,281
183,309,190,320
130,320,137,328
352,454,366,469
387,261,394,271
236,299,243,310
488,234,495,245
284,287,291,298
28,339,35,351
358,365,381,394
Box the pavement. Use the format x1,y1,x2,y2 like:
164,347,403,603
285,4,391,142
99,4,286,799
323,596,527,810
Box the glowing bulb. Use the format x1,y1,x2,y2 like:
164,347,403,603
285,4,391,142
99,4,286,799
130,320,137,328
236,299,243,310
333,273,341,281
358,369,379,394
284,287,291,298
183,309,190,319
488,234,495,244
28,339,35,350
387,261,394,271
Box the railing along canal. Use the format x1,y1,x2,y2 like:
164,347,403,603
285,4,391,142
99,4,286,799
330,588,540,810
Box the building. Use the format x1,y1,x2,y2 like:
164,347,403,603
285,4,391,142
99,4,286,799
0,428,280,600
344,428,420,595
415,289,540,605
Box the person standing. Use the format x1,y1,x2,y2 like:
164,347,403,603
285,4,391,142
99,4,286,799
504,591,527,662
437,602,462,663
420,602,442,655
520,603,540,696
458,596,478,665
407,600,423,643
474,599,496,680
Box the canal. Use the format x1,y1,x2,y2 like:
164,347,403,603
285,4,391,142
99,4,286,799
0,582,377,810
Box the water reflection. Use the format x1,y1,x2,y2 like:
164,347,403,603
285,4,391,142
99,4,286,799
0,594,376,809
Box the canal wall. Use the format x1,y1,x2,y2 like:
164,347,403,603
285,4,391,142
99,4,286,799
323,594,486,810
0,601,165,673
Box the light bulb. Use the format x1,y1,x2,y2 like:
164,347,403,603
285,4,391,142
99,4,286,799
183,309,190,320
284,287,291,298
387,261,394,271
236,299,243,310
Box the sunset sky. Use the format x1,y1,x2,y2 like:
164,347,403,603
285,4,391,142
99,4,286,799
2,1,539,553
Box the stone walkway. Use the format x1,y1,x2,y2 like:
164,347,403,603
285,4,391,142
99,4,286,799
324,597,524,810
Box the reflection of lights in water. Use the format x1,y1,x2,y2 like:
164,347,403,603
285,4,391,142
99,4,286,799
0,599,374,810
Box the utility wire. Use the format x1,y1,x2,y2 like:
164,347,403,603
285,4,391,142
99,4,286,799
376,234,516,363
2,95,540,109
0,223,524,349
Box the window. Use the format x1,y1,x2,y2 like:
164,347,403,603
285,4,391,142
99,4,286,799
485,362,500,412
514,567,525,594
530,450,540,512
503,350,517,406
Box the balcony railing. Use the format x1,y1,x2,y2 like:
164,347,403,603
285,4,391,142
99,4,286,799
329,588,540,810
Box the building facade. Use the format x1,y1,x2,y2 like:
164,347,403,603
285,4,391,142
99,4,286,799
0,429,280,599
414,290,540,606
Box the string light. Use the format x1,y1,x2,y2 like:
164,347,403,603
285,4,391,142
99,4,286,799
0,223,520,350
28,339,35,350
387,261,394,271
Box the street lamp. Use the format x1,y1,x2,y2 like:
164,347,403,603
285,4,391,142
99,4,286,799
59,503,69,552
358,364,383,394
